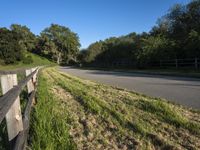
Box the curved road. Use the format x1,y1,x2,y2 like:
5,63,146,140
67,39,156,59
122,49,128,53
59,67,200,109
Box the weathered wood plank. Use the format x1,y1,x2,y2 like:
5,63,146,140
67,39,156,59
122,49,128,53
13,90,36,150
0,74,23,141
0,69,38,123
13,67,39,150
32,67,37,83
26,69,35,93
0,66,41,75
0,66,41,150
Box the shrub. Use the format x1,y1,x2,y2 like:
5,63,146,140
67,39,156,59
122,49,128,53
22,55,33,64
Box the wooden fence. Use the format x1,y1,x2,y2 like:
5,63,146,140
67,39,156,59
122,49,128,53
86,58,200,69
0,67,40,150
159,58,199,69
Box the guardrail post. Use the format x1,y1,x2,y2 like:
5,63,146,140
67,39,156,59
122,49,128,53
0,74,23,143
26,69,36,105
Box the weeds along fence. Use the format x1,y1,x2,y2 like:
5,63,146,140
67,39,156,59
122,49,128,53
0,67,41,150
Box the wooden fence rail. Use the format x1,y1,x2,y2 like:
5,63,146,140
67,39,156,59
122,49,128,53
0,67,40,150
86,58,200,69
159,58,199,69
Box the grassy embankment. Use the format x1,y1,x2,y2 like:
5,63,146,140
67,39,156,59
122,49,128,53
0,52,54,71
29,67,200,150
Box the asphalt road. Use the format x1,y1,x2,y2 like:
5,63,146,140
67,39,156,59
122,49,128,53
59,67,200,109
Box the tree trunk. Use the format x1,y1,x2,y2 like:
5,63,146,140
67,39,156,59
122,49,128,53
57,52,61,64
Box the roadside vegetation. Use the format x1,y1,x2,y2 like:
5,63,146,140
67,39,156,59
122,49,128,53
29,69,76,150
0,52,54,70
80,0,200,69
0,24,80,67
29,67,200,149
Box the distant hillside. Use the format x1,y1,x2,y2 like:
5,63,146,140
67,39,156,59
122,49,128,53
0,52,55,70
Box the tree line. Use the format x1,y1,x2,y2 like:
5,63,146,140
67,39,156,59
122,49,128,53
0,24,80,65
79,0,200,68
1,0,199,68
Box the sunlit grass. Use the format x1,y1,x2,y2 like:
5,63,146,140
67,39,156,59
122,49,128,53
32,68,199,149
0,52,55,71
29,72,76,150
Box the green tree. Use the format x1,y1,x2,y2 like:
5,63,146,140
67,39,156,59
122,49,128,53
10,24,36,52
41,24,80,64
36,35,58,61
83,41,104,63
138,35,175,67
0,28,23,64
184,30,200,58
164,0,200,58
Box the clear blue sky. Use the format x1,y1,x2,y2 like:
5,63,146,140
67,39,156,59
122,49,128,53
0,0,190,49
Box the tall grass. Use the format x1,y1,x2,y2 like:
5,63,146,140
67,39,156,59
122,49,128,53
29,72,76,150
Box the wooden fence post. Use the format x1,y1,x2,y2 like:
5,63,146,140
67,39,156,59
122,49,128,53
0,74,23,143
26,69,35,105
32,67,37,85
160,60,162,67
195,58,198,69
175,59,178,68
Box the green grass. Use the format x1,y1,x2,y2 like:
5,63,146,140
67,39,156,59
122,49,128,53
0,52,55,71
55,73,146,135
28,67,200,149
29,71,76,150
0,120,9,150
138,99,200,134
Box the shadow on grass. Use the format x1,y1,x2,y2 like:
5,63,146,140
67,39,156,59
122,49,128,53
137,99,200,135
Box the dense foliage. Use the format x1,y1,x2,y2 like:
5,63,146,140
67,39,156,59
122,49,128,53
0,28,23,64
0,24,80,65
80,0,200,68
38,24,80,64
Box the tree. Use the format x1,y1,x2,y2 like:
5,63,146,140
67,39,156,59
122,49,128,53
0,28,23,64
36,35,58,61
10,24,36,52
138,35,176,67
41,24,80,64
184,30,200,58
84,36,138,66
83,41,104,63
